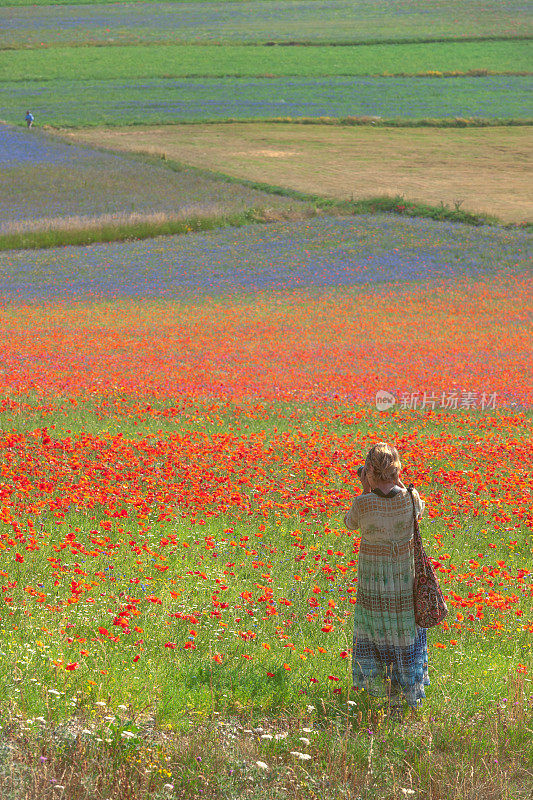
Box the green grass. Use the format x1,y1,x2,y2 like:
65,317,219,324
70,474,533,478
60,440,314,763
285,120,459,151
2,40,531,82
0,207,307,252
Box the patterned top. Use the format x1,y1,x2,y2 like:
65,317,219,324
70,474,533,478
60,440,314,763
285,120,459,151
344,487,425,543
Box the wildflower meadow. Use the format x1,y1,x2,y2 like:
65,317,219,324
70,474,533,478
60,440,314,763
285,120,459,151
1,0,531,797
0,213,531,798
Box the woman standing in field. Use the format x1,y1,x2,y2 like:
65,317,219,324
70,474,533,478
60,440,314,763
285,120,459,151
344,442,429,719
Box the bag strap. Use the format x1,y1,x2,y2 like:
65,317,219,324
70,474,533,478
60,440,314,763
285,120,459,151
407,483,423,552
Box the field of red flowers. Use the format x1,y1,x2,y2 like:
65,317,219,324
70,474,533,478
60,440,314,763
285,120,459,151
0,272,531,403
0,270,531,736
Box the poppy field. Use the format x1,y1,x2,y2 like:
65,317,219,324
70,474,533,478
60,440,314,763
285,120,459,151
1,393,531,712
0,212,531,797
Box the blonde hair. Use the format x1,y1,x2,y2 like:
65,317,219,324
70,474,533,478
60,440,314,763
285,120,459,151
364,442,402,484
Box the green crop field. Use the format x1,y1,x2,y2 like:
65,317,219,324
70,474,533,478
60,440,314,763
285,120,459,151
3,1,530,130
1,40,530,83
0,0,530,48
1,74,529,128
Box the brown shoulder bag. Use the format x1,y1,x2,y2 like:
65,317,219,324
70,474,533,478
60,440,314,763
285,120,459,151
408,483,448,628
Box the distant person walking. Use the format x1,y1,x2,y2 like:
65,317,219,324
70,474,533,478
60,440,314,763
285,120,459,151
25,110,34,129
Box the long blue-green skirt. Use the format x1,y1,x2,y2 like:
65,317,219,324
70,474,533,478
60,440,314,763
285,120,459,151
352,538,430,707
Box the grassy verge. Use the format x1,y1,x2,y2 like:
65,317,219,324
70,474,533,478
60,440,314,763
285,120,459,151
0,195,516,253
108,116,533,128
46,118,533,132
279,116,533,127
2,35,532,50
0,207,310,252
1,691,531,800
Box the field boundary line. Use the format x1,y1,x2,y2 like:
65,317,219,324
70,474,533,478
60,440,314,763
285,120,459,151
2,185,528,253
140,152,532,229
43,117,533,130
5,71,532,83
2,34,531,52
